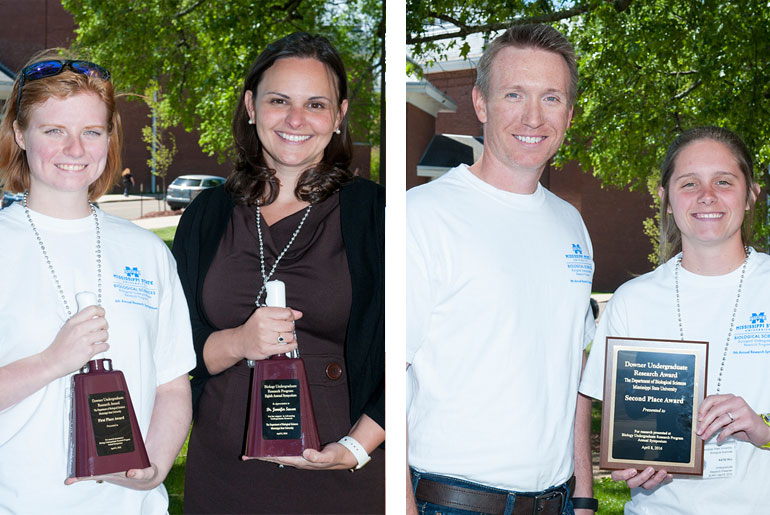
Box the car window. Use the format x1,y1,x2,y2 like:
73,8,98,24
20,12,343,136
202,179,223,187
173,179,201,187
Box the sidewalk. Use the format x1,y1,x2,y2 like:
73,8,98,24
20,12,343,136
132,214,182,230
96,193,182,230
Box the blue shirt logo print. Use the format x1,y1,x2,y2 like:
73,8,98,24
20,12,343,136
565,243,592,284
112,265,157,310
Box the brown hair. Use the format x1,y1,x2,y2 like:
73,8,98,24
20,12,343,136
474,24,578,106
659,126,756,261
227,32,353,206
0,49,123,199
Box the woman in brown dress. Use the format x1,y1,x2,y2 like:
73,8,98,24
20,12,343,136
172,32,384,514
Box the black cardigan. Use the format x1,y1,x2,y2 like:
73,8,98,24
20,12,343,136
171,178,385,429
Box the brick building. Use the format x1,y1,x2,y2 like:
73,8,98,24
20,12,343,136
407,55,656,292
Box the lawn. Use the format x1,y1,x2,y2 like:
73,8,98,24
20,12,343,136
151,225,186,512
164,429,190,514
151,226,176,250
592,399,631,514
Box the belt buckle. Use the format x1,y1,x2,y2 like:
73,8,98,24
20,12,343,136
531,486,565,515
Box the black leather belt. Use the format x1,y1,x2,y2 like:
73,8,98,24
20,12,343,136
415,475,575,515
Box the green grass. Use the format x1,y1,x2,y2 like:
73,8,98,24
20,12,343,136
151,223,182,512
164,429,190,514
595,477,629,514
151,226,176,250
592,400,631,513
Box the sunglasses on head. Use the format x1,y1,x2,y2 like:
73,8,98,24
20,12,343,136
16,59,111,113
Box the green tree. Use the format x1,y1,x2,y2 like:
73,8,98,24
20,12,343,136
408,0,770,261
62,0,382,161
140,82,177,195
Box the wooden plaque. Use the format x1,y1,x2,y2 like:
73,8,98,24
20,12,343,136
600,336,708,475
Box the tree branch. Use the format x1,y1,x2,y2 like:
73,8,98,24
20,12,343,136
429,12,473,34
407,2,600,45
175,0,206,19
672,79,702,100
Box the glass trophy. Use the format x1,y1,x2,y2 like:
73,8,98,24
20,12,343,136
68,291,150,478
244,280,321,457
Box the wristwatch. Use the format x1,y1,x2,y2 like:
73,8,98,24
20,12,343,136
572,497,599,511
338,435,372,471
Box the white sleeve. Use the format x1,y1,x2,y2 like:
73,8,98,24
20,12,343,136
152,244,196,386
579,293,629,401
583,301,597,350
405,201,434,365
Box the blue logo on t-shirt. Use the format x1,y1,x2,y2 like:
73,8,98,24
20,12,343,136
111,265,157,310
733,310,770,355
565,243,593,284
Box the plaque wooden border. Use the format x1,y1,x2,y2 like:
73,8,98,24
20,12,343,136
600,336,708,475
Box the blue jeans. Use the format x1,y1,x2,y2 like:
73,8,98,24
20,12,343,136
410,468,575,515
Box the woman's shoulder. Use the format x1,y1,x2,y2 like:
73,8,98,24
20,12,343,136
611,261,672,303
341,176,384,196
99,210,166,242
178,185,234,226
340,176,384,209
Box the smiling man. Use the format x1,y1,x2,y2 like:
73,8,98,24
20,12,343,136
406,24,597,515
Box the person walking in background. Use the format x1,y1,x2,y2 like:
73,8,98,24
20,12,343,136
121,167,134,196
406,24,597,515
173,32,384,514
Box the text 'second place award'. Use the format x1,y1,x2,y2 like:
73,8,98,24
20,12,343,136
244,280,320,458
600,337,708,475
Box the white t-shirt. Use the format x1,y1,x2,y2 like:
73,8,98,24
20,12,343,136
0,203,195,515
406,164,595,491
580,250,770,515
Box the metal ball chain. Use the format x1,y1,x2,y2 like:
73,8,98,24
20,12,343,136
23,191,102,318
254,203,311,306
675,247,749,394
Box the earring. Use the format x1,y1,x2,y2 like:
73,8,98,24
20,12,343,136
335,128,341,135
248,119,254,125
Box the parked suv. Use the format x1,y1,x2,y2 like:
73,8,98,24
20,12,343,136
166,175,226,210
1,191,23,209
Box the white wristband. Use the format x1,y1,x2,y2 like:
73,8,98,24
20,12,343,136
338,435,371,470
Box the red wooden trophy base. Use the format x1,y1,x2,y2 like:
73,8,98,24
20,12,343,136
245,355,320,457
70,358,150,478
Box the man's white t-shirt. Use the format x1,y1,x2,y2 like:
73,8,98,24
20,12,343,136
407,164,595,491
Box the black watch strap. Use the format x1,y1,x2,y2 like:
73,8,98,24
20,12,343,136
572,497,599,511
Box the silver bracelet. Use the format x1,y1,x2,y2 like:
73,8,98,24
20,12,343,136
338,435,372,471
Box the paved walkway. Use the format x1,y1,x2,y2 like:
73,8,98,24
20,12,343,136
132,214,182,230
97,193,181,230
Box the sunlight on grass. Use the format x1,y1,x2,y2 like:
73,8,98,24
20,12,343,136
151,226,176,250
595,476,630,514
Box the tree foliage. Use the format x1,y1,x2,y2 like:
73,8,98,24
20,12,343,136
140,82,177,194
408,0,770,256
61,0,382,160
